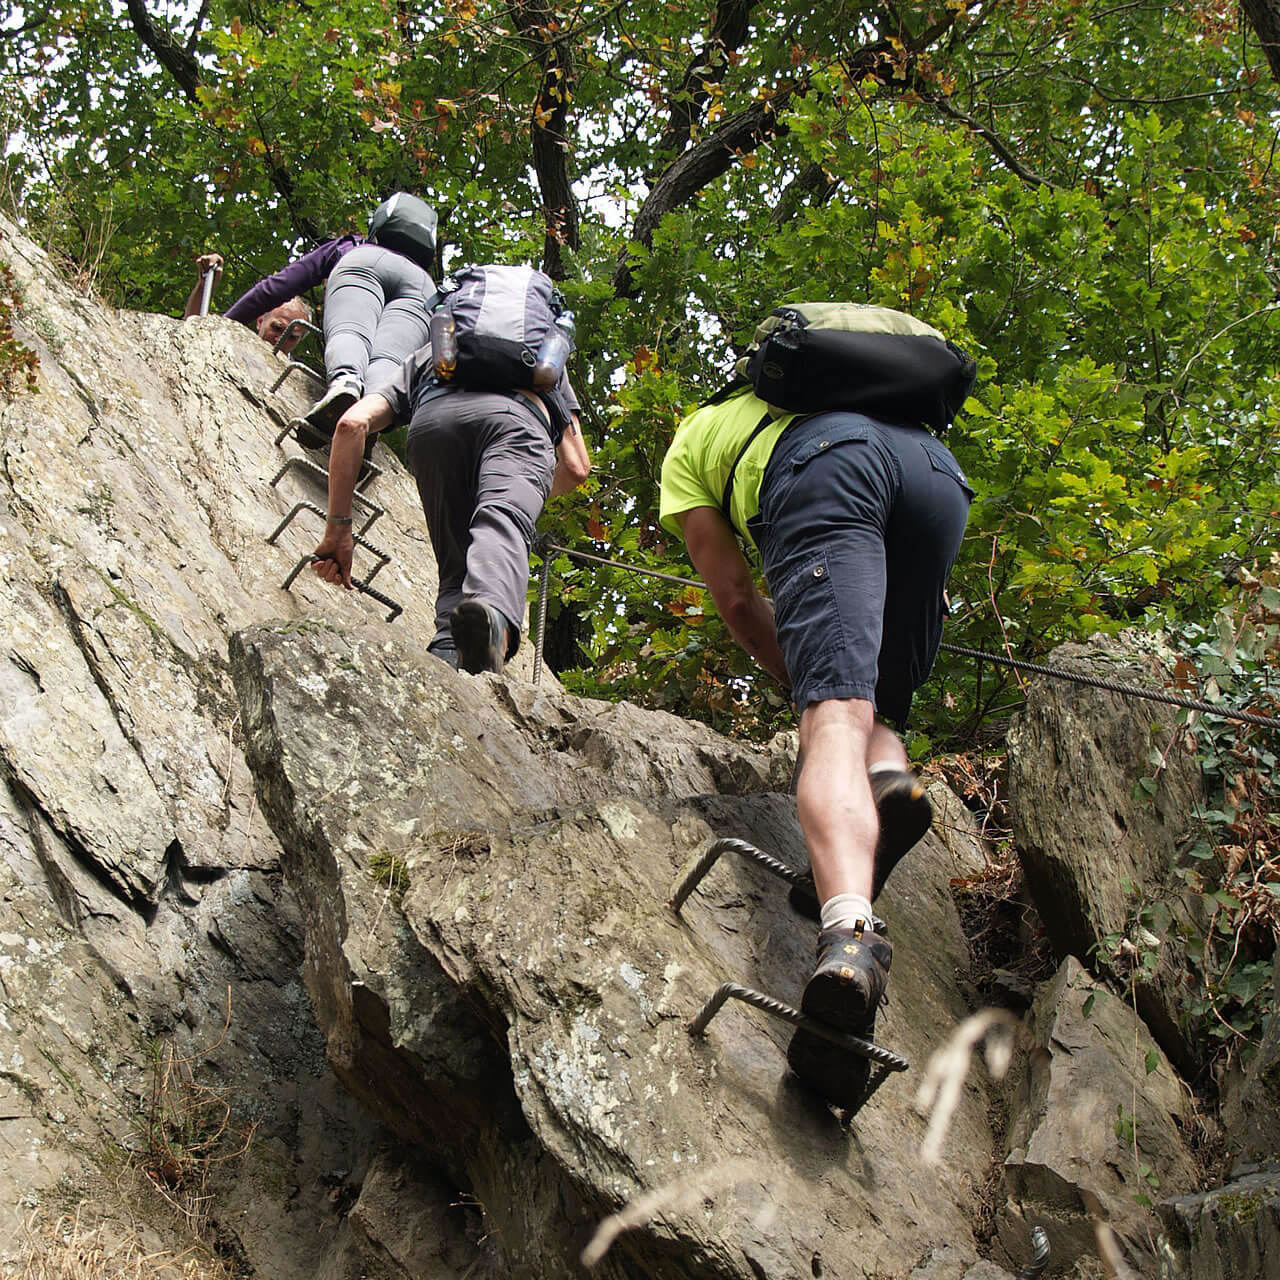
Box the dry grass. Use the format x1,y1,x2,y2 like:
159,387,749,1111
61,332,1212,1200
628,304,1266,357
11,1209,231,1279
580,1158,758,1269
915,1009,1021,1166
136,989,256,1240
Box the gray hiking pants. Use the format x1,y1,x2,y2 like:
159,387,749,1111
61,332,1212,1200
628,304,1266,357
405,390,555,658
323,244,435,395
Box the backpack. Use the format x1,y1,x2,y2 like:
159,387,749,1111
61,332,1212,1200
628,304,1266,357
435,264,571,393
727,302,976,432
428,264,575,435
367,192,438,272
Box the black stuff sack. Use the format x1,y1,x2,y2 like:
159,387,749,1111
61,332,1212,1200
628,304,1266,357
735,302,976,431
367,192,439,272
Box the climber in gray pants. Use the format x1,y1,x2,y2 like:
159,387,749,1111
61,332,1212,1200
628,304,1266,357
321,244,435,401
404,390,562,667
309,346,591,676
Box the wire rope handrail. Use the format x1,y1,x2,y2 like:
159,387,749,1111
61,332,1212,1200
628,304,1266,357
529,538,1280,730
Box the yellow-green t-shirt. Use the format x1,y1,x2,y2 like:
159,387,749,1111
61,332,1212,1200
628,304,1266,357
659,390,799,546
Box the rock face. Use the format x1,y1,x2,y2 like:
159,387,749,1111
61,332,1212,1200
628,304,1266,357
0,212,472,1275
997,957,1199,1270
0,213,1011,1276
8,210,1254,1280
1007,636,1205,1072
1158,1163,1280,1280
230,618,998,1278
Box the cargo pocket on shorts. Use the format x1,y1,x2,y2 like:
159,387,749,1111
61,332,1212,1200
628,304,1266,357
788,421,872,471
772,550,842,659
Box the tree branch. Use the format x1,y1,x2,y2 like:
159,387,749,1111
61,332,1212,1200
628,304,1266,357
613,84,803,296
509,0,580,279
613,6,977,298
918,88,1049,187
769,161,841,227
124,0,202,102
1242,0,1280,84
655,0,756,158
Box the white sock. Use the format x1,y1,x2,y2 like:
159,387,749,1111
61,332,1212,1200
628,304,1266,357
867,760,903,777
820,892,875,933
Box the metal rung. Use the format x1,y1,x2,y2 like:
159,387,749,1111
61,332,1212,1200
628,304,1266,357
267,500,402,621
668,836,888,933
269,359,325,394
271,421,384,492
274,417,310,447
268,457,384,535
668,837,808,914
271,317,322,355
281,555,402,622
267,500,392,559
688,980,907,1113
1018,1228,1050,1280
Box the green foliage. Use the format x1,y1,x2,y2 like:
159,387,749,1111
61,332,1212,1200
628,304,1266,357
0,262,38,394
4,0,1279,742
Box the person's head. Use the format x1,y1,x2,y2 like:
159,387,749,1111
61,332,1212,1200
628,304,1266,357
367,192,437,271
257,297,312,353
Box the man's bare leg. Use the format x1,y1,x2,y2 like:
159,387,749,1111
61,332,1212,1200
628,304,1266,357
795,697,878,905
788,699,895,1105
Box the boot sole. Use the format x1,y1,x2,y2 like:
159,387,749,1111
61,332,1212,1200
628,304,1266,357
300,387,359,447
871,776,932,897
451,602,504,674
800,964,879,1032
786,1025,873,1110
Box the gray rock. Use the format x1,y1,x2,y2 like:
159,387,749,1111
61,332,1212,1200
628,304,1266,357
231,617,998,1279
1007,635,1205,1072
999,956,1199,1274
344,1150,498,1278
0,212,489,1276
1158,1163,1280,1280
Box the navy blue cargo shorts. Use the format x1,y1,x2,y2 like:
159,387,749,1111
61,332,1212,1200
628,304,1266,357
748,412,973,723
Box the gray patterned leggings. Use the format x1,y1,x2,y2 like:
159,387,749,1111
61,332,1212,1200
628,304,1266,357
322,244,435,394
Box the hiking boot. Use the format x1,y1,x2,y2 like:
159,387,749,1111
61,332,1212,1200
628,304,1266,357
785,921,892,1111
801,921,893,1031
450,600,509,675
786,1023,874,1111
427,635,459,670
297,379,361,449
787,768,932,919
869,768,932,898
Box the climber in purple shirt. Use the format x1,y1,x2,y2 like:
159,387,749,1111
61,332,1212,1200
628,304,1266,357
217,193,440,449
183,252,311,353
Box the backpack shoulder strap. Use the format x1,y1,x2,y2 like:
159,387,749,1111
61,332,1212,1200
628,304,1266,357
720,409,775,529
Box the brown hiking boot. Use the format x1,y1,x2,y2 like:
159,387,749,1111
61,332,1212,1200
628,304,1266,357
801,922,893,1030
786,921,892,1109
788,769,932,918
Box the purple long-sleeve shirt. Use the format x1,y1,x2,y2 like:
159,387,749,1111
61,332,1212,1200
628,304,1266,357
223,234,364,325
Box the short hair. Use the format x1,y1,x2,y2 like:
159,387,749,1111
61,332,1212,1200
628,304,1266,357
271,296,313,324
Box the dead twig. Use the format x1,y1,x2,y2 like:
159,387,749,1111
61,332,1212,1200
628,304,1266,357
915,1009,1020,1165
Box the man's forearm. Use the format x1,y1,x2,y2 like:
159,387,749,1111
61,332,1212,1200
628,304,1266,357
549,415,590,497
326,394,394,521
722,590,791,689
